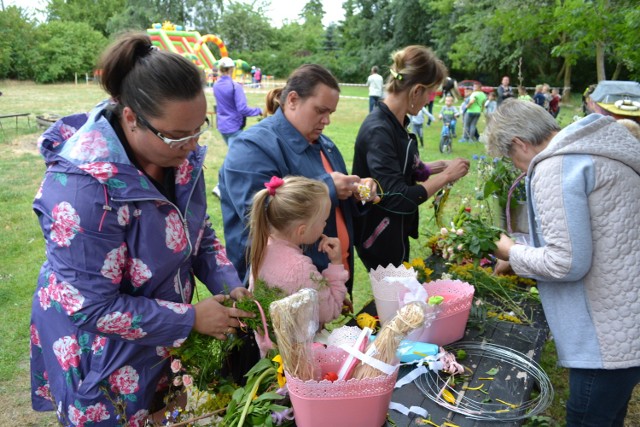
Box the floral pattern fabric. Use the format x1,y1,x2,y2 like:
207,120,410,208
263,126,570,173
30,103,242,425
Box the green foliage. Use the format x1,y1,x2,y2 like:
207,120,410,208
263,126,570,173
221,357,292,427
477,157,525,209
31,21,107,83
169,281,287,390
0,7,37,80
47,0,126,37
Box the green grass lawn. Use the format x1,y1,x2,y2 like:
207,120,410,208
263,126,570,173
0,80,637,426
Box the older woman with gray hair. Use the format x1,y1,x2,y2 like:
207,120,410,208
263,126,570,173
486,98,640,427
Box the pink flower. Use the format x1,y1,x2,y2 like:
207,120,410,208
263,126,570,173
101,243,128,284
50,202,83,247
117,205,130,226
85,403,110,423
173,337,187,348
175,160,193,185
38,286,51,310
440,227,448,235
97,311,133,335
156,346,170,358
52,335,81,371
91,335,106,354
170,359,182,373
49,281,84,315
213,238,233,266
69,130,109,161
68,405,88,427
109,365,140,395
126,258,152,288
165,211,187,253
35,384,52,401
157,299,190,314
122,328,147,340
182,374,194,387
77,162,118,183
59,123,77,141
456,229,464,236
128,409,150,427
30,324,41,347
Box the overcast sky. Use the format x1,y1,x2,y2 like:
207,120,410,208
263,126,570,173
6,0,345,28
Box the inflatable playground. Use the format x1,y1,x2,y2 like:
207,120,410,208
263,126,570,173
147,22,251,84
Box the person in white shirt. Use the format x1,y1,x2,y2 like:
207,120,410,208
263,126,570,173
366,66,384,112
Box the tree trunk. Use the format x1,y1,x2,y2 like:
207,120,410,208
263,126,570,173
611,62,623,80
562,59,572,101
596,41,606,81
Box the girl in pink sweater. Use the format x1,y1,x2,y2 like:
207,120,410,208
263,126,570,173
248,176,348,334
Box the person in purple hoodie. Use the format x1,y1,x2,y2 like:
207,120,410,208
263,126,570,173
29,32,254,426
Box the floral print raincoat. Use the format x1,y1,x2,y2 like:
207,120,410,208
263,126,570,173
30,102,242,426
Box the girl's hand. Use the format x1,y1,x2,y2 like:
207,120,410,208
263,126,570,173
353,177,381,203
193,295,255,340
230,286,252,301
318,234,342,264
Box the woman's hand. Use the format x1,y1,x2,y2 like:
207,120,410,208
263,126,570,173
495,233,515,261
425,160,449,175
230,286,252,301
331,172,361,200
493,259,514,275
442,157,470,183
318,234,342,264
193,295,255,340
353,177,381,203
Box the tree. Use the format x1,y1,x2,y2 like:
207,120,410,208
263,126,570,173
31,21,107,83
217,1,274,53
47,0,126,37
0,6,37,80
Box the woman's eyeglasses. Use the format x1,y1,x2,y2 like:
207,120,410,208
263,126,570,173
136,114,210,148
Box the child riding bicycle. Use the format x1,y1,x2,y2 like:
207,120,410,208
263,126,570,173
438,95,460,153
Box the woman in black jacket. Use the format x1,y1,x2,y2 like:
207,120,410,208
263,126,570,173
352,45,470,271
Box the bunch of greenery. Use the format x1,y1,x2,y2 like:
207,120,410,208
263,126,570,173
447,263,539,325
169,280,287,390
222,356,293,427
476,156,526,210
427,205,504,264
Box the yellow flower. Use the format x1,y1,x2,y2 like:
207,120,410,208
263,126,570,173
272,354,286,388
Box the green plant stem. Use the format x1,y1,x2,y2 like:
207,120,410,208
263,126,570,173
237,367,276,427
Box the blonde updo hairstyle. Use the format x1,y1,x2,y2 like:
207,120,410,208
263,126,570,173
385,45,448,96
247,176,330,283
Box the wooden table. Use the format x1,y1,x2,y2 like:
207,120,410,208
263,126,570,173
0,113,31,133
354,300,550,427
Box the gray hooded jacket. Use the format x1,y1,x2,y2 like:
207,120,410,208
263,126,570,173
509,114,640,369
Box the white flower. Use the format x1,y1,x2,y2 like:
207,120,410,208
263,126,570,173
440,227,448,235
456,229,464,236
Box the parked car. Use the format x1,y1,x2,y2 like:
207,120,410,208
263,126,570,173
435,79,495,99
457,80,495,98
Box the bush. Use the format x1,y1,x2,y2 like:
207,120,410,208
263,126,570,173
31,21,107,83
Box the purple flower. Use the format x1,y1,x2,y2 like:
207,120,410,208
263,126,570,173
472,154,479,160
271,407,295,425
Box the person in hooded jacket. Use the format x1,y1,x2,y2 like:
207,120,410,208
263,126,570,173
29,32,254,426
488,99,640,427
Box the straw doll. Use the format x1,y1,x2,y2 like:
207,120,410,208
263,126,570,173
248,176,349,355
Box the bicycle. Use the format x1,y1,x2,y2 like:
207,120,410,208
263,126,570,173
439,118,456,154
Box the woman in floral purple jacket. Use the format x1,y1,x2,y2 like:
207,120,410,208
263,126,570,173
30,33,253,426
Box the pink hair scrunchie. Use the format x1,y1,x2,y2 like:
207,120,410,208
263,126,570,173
264,176,284,196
